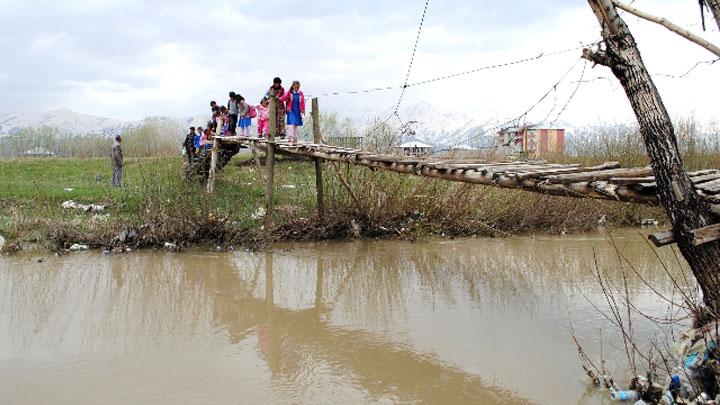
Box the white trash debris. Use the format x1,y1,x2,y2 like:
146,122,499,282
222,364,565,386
163,242,179,251
69,243,89,251
62,200,105,213
64,188,75,192
0,235,5,250
251,207,266,220
279,184,296,190
641,218,659,226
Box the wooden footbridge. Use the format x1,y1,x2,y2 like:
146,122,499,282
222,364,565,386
205,136,720,208
192,97,720,246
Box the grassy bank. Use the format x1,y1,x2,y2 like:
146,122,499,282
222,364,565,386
0,152,665,252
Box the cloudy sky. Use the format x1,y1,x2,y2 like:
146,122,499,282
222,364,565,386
1,0,719,125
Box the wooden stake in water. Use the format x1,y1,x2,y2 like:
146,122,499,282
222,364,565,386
311,97,325,220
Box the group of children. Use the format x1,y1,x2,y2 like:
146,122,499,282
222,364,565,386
212,77,305,139
183,77,306,162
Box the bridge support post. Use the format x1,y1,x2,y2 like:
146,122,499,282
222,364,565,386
206,139,218,194
265,92,277,229
311,97,325,220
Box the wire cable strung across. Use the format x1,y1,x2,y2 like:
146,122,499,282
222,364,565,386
455,56,585,148
394,0,431,116
549,59,588,128
306,42,600,99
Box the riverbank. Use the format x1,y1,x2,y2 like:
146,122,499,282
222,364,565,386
0,155,665,253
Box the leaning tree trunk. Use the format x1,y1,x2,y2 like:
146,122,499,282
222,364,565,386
706,0,720,31
585,0,720,315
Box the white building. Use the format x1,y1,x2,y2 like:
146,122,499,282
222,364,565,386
396,141,434,156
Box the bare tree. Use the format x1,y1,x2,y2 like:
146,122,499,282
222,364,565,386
584,0,720,316
700,0,720,31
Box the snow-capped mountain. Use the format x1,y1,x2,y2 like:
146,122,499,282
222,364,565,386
0,108,130,136
397,101,497,149
0,109,210,136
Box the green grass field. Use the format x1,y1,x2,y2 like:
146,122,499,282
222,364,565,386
0,154,321,243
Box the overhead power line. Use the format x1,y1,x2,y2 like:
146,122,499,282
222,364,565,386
394,0,432,116
306,41,600,99
455,56,585,148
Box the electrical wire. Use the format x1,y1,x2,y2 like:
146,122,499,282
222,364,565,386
394,0,432,116
306,42,599,98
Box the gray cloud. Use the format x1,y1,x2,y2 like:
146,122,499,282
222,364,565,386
0,0,717,124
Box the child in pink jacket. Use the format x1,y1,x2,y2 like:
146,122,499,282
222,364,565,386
256,97,270,137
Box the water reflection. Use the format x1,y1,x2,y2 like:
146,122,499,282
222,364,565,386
0,231,689,404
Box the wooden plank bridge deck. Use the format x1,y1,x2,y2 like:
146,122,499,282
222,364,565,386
210,136,720,213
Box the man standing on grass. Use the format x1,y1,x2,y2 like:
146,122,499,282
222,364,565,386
183,127,196,162
111,135,123,188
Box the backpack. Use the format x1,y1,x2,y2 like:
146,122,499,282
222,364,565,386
248,105,257,118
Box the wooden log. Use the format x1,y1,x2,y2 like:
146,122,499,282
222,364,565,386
689,172,720,185
206,141,218,194
612,171,720,187
311,97,325,220
696,178,720,194
265,92,277,229
514,162,621,180
543,166,653,184
649,230,676,247
609,176,656,185
649,224,720,247
688,169,720,177
691,223,720,246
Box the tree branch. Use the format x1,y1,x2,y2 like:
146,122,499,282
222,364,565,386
613,0,720,58
582,48,612,67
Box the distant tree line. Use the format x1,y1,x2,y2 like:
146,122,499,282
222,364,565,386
0,119,185,158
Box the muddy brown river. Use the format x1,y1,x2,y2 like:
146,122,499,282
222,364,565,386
0,231,690,404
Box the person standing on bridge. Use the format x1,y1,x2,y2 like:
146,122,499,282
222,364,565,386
210,101,219,130
227,92,238,135
215,106,228,137
111,135,123,188
267,77,286,138
257,97,270,137
237,95,252,136
279,80,305,144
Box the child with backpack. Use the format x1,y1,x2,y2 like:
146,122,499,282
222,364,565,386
237,95,255,136
256,97,270,137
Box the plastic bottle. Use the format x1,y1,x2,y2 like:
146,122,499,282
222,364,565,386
610,390,640,401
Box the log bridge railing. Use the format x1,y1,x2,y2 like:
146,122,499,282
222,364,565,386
204,96,720,247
